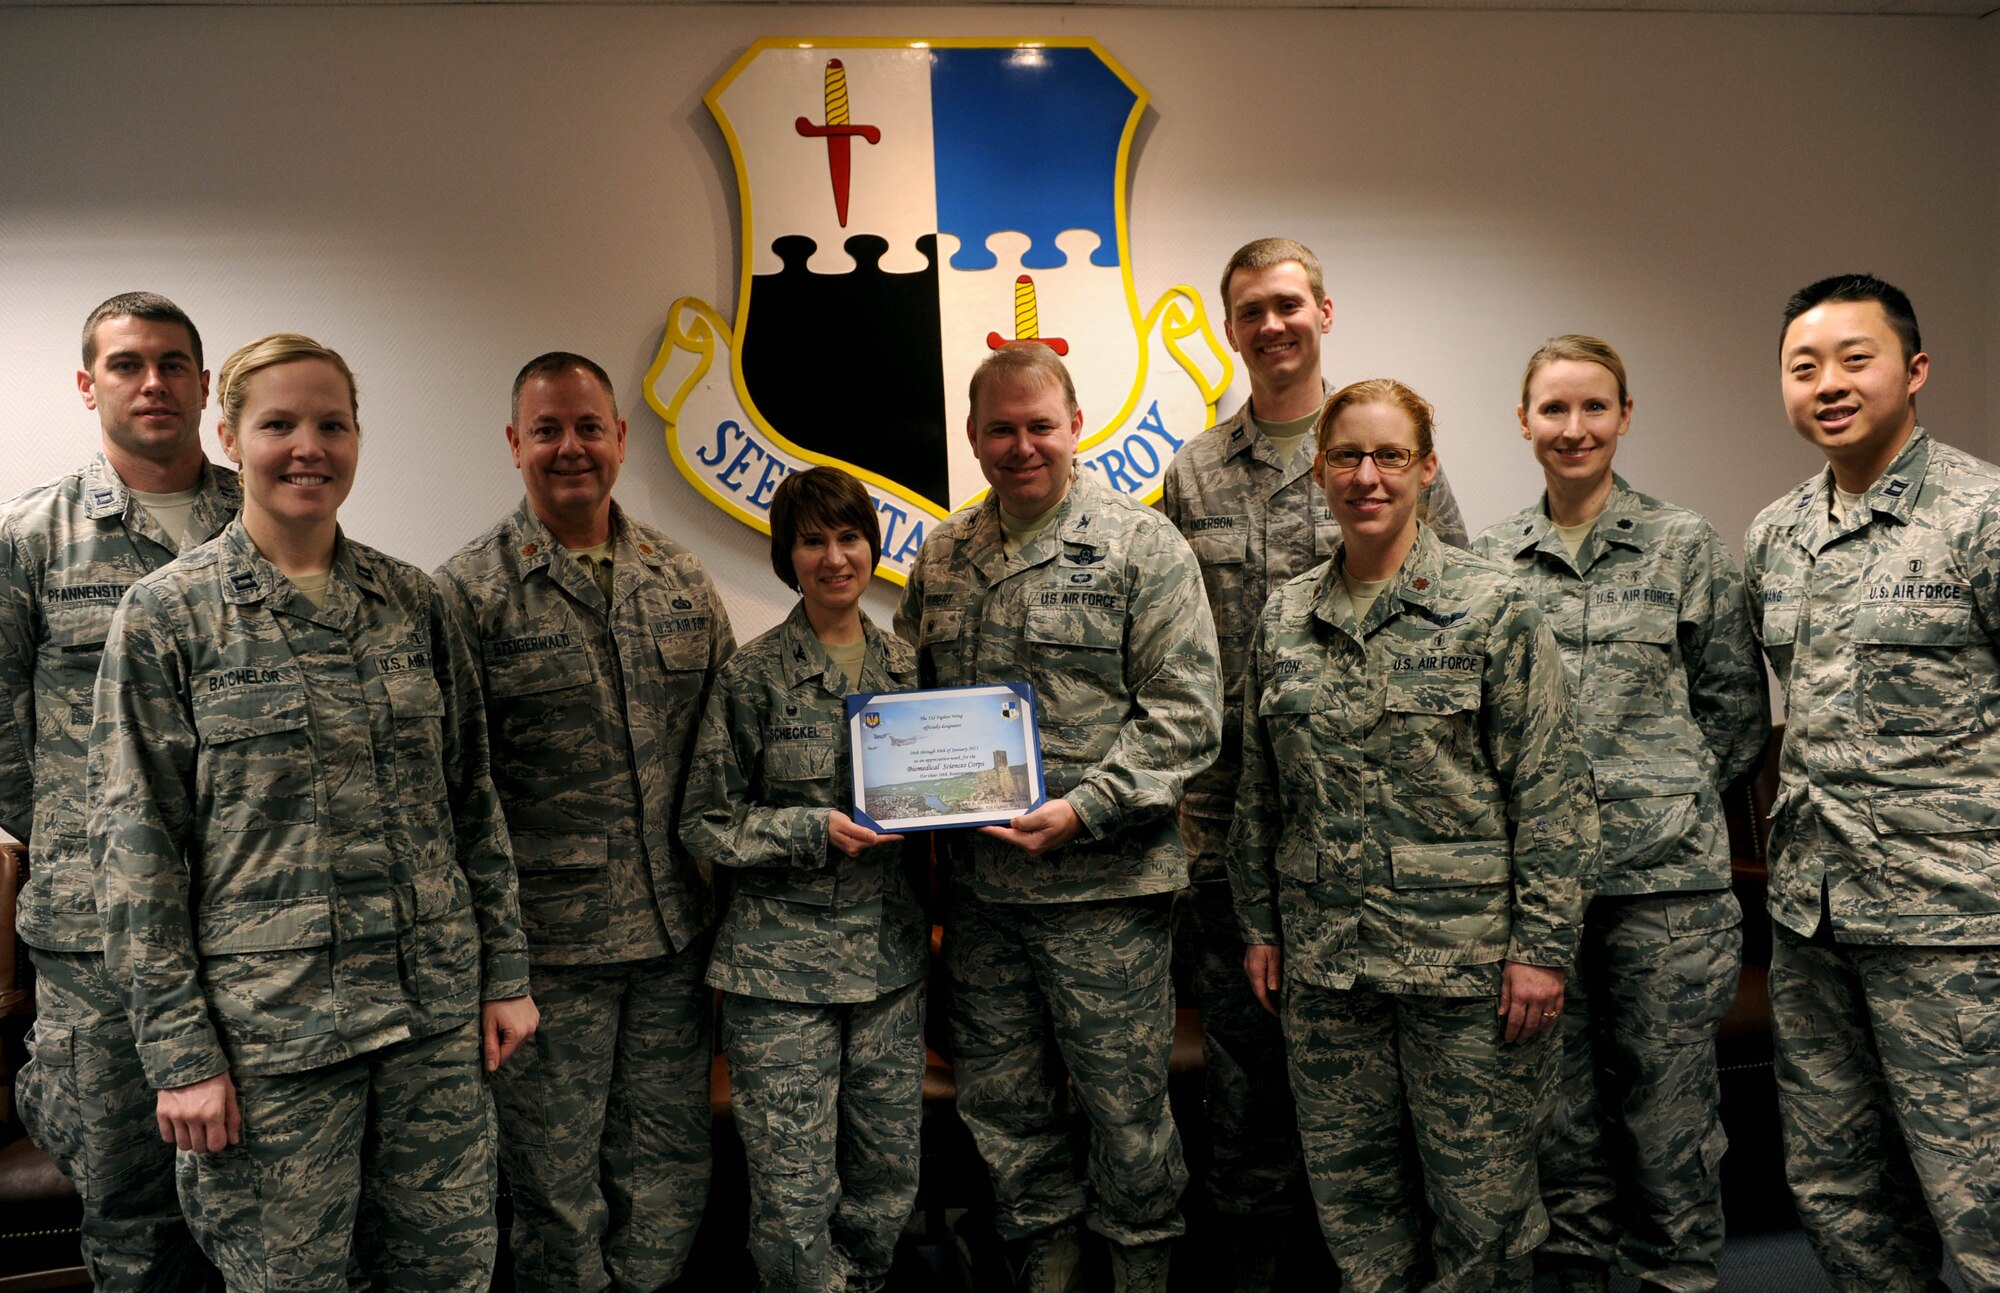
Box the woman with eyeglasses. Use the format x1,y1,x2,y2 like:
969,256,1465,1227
1472,337,1769,1293
89,333,536,1290
1231,378,1596,1292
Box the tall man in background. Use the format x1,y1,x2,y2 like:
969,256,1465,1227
1155,239,1467,1289
0,292,235,1289
1744,274,2000,1290
436,352,734,1291
897,345,1221,1292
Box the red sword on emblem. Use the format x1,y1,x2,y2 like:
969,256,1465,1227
795,59,880,228
987,275,1069,355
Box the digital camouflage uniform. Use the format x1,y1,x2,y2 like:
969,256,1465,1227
90,521,531,1292
435,502,734,1292
1476,477,1769,1292
1231,524,1597,1293
893,473,1222,1251
1744,428,2000,1293
1158,401,1468,1231
682,604,927,1293
0,453,238,1292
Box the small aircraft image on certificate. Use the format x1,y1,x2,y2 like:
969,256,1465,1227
846,683,1045,833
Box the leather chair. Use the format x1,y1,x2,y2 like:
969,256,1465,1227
0,840,89,1291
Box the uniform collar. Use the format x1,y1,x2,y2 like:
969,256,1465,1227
217,518,382,610
509,500,663,604
1787,427,1930,551
1221,383,1329,478
965,474,1106,580
777,600,912,694
1509,474,1645,570
1313,522,1447,639
80,454,242,548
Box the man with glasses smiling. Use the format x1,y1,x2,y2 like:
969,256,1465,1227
1155,239,1467,1290
1,291,232,1290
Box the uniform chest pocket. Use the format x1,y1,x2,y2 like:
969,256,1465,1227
1587,595,1680,716
1186,523,1247,566
1023,602,1125,710
1383,672,1483,794
194,686,318,832
486,647,594,699
1853,610,1977,736
655,630,709,674
381,668,448,804
1188,525,1251,636
764,741,836,802
38,603,119,722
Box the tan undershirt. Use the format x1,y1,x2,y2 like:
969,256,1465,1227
999,503,1062,559
1252,408,1322,463
1553,516,1597,560
291,569,333,609
1340,569,1393,625
1832,485,1868,526
128,485,201,550
567,539,615,601
823,637,868,693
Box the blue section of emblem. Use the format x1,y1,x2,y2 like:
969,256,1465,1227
930,48,1133,271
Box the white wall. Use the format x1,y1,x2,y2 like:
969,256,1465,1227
2,4,1992,643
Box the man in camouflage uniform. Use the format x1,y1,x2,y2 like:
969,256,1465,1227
1744,274,2000,1291
896,345,1221,1292
1157,238,1468,1288
1478,468,1769,1292
0,292,231,1291
436,352,734,1291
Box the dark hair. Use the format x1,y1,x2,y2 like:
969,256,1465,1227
82,291,202,371
512,351,617,425
769,466,882,590
1782,274,1921,363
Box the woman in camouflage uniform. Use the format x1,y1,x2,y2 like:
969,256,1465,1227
91,334,537,1291
1474,338,1769,1293
682,467,927,1293
1231,379,1596,1292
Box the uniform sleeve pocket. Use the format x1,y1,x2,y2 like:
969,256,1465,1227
1274,837,1319,883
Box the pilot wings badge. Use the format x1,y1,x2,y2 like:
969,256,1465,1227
646,37,1232,585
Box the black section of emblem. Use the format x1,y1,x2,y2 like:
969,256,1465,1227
743,234,948,510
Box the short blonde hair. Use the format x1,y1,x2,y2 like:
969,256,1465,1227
1520,335,1628,411
217,333,359,431
1316,378,1435,458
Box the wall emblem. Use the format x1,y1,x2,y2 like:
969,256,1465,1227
647,37,1232,584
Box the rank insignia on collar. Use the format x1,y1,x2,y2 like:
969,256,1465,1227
521,543,541,557
1410,577,1430,591
229,572,257,593
91,489,116,508
1884,478,1909,497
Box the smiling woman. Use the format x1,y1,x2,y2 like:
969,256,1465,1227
87,332,539,1291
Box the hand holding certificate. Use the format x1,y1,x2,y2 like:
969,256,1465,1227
845,683,1047,834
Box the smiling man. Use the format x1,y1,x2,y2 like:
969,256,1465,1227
0,292,233,1290
1744,274,2000,1291
1153,238,1468,1289
435,352,734,1291
896,345,1221,1292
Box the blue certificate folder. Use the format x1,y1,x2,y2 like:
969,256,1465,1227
846,682,1047,834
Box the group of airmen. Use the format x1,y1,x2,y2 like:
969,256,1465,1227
0,238,1994,1293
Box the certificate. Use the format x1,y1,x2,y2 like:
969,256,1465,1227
846,683,1046,833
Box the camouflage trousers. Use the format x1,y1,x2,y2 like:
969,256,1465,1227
722,978,925,1292
944,894,1187,1246
177,1018,497,1291
1770,925,2000,1293
490,947,714,1292
16,947,205,1292
1176,812,1305,1218
1285,981,1554,1293
1538,890,1740,1292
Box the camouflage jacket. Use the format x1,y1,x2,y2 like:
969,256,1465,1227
1745,428,2000,945
1229,525,1597,996
91,522,530,1089
0,453,240,951
1158,396,1467,827
682,602,926,1004
1474,477,1769,896
895,473,1222,904
435,503,734,965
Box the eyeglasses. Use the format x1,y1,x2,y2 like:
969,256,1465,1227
1321,446,1422,473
